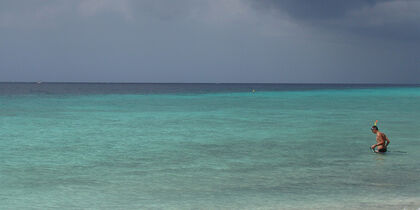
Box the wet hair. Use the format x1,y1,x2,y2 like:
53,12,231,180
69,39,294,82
371,126,379,130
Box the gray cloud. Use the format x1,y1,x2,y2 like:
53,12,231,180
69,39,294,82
248,0,420,41
0,0,419,83
248,0,384,19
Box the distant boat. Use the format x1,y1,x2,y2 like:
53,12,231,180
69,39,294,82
37,81,42,84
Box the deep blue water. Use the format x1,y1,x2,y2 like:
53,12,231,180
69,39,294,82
1,82,418,95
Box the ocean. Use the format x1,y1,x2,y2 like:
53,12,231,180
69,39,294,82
1,83,419,209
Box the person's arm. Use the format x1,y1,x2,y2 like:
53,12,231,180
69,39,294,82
371,144,377,150
385,134,390,146
371,138,384,150
371,143,381,150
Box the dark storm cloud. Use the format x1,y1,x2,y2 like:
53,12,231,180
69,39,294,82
248,0,420,41
248,0,384,19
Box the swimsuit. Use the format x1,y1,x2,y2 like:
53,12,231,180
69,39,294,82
378,148,387,153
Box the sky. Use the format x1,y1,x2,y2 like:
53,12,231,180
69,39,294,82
0,0,419,83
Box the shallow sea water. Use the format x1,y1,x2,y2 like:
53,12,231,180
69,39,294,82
0,84,419,209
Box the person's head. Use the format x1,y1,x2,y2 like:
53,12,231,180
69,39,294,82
371,126,379,134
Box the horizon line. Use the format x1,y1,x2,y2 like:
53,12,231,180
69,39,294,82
0,81,419,85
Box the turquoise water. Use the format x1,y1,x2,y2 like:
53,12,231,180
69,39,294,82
1,84,420,209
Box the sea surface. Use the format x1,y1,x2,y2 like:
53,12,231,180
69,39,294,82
1,83,419,209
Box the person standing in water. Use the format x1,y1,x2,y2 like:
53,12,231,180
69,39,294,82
371,125,390,153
